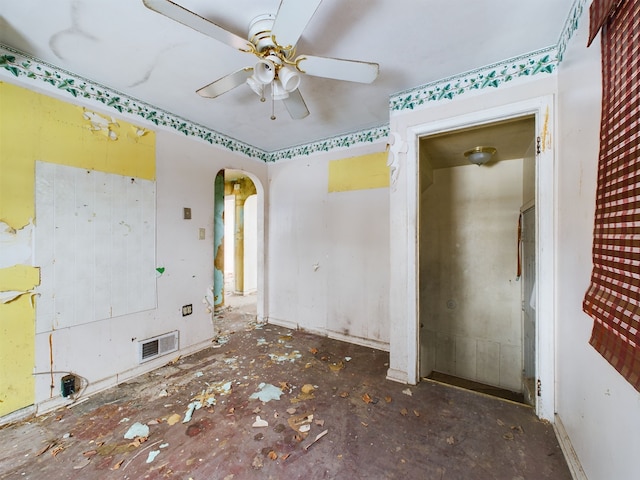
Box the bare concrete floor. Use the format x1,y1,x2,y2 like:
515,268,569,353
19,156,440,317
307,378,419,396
0,301,571,480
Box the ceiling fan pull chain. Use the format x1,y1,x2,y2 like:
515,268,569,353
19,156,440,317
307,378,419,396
270,84,276,120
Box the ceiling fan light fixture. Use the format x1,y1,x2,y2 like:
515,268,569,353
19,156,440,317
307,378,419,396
464,146,497,166
271,80,290,100
246,75,265,99
254,58,276,84
279,65,301,92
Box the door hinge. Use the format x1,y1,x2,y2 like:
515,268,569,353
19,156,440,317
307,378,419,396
537,378,542,397
536,136,541,155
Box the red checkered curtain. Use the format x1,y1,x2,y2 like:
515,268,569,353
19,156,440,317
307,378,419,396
583,0,640,392
587,0,622,45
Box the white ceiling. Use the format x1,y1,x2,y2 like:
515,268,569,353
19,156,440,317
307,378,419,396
421,116,536,169
0,0,574,152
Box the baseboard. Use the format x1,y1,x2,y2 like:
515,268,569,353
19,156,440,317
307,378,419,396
266,316,298,330
0,405,36,427
554,414,588,480
386,367,409,384
266,318,390,352
324,329,389,352
29,338,217,418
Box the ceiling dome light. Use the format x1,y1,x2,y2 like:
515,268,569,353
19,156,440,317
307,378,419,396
464,146,497,166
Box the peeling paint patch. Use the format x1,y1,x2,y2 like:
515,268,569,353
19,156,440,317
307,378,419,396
0,290,36,305
0,220,33,268
82,109,119,140
0,264,40,295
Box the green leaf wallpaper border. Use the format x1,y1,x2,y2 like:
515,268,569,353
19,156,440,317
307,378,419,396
389,47,558,112
0,0,585,162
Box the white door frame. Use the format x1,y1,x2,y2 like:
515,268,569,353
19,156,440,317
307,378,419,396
397,95,556,421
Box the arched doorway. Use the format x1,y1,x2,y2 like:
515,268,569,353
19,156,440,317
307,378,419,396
213,169,260,335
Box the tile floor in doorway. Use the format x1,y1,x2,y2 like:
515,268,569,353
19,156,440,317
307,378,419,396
0,298,571,479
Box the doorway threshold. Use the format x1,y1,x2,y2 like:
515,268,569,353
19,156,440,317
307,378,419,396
425,371,526,405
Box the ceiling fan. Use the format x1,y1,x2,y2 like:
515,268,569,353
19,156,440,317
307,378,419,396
142,0,379,120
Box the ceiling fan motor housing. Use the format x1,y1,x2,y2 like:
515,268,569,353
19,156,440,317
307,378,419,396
248,14,276,53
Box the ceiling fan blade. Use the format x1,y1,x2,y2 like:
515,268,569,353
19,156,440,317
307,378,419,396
282,89,310,119
142,0,249,51
297,55,379,83
271,0,323,48
196,68,253,98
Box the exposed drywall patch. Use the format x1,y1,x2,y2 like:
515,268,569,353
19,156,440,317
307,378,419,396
82,109,119,140
35,161,156,331
0,220,33,268
129,125,149,142
328,152,389,192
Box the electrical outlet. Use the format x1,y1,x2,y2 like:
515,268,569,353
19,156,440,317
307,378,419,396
61,375,76,397
199,228,205,240
182,304,193,316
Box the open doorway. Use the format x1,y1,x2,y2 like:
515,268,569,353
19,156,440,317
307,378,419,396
418,116,536,406
213,169,258,334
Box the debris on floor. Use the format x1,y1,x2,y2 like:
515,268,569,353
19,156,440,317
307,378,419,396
303,429,328,451
0,302,573,480
249,383,283,402
252,416,269,428
123,422,149,440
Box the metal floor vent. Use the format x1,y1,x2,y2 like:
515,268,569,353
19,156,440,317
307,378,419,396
138,331,179,363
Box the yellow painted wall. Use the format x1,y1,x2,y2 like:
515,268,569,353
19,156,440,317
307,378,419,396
328,152,389,192
0,81,155,417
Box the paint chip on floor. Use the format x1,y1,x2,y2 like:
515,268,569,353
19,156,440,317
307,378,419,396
249,383,283,402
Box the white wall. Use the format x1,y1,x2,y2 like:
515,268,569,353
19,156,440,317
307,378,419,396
244,194,258,293
33,125,267,412
556,12,640,480
267,144,390,350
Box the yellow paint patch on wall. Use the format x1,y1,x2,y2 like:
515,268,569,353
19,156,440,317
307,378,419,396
0,81,155,229
0,81,156,418
0,264,40,292
0,297,36,416
0,265,39,418
328,152,389,192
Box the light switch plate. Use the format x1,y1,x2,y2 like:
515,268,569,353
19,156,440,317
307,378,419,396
183,207,191,219
199,228,205,240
